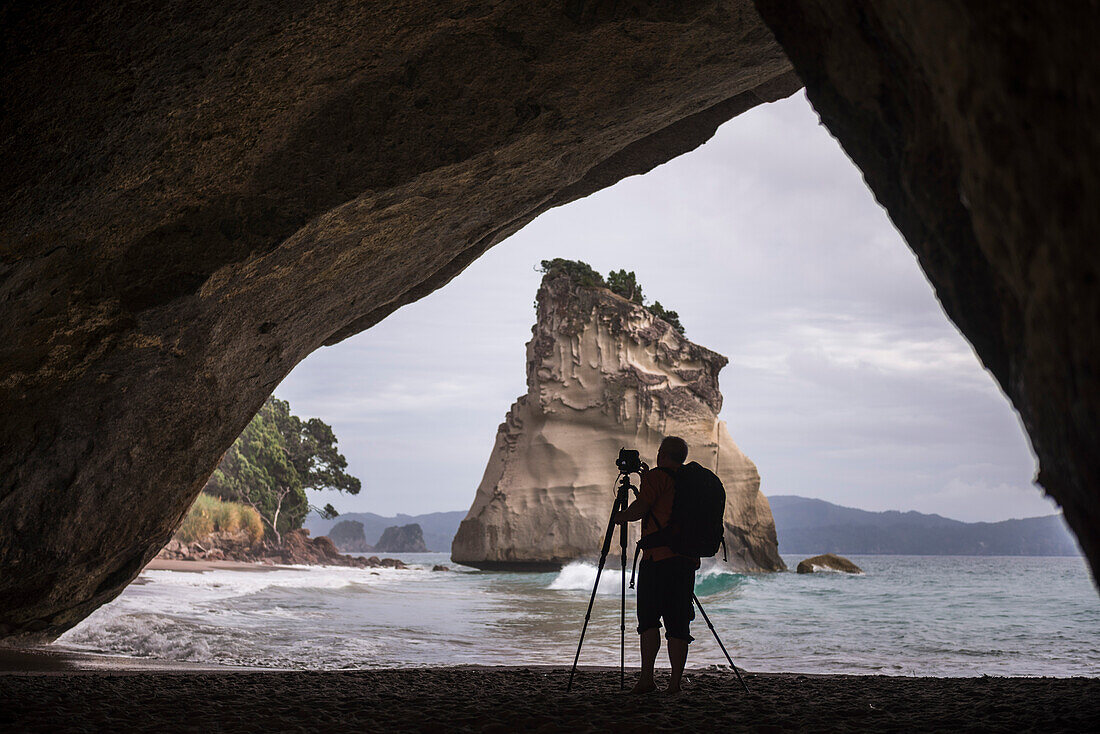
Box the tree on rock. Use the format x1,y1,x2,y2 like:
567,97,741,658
647,301,684,335
606,268,644,304
538,258,685,335
204,397,360,543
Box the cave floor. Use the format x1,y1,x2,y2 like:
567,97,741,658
1,667,1097,732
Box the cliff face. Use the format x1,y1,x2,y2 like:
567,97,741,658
452,274,784,572
375,524,428,553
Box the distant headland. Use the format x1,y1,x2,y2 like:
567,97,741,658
770,496,1081,556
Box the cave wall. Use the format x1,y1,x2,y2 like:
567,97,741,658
3,0,1097,642
753,1,1100,582
0,1,798,639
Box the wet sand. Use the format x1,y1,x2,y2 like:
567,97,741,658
1,664,1096,732
143,559,294,573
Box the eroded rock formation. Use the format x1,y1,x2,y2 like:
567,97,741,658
327,521,373,553
452,273,784,572
375,524,428,553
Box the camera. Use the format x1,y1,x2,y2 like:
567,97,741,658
616,448,642,474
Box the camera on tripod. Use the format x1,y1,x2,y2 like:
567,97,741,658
615,448,644,475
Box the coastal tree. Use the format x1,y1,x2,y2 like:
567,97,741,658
204,396,360,543
538,258,606,288
606,269,684,335
647,301,685,336
606,268,644,305
538,258,687,335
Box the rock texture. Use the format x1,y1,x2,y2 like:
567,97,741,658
4,0,1099,642
326,521,374,553
452,273,784,572
0,1,798,640
375,524,429,554
796,553,862,575
156,528,401,568
751,1,1100,585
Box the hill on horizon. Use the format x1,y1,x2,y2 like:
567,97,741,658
769,495,1081,556
304,496,1083,558
305,510,466,553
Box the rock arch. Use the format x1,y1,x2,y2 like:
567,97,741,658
1,1,1096,639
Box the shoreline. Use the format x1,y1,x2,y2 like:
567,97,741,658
4,645,1096,679
143,558,298,573
2,666,1096,733
0,646,264,674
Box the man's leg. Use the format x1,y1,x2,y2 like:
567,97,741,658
633,627,660,693
664,557,696,694
666,637,688,693
633,559,660,694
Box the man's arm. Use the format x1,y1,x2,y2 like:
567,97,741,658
613,496,651,524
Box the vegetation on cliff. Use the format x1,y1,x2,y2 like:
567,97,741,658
538,258,685,334
203,396,361,542
175,494,264,544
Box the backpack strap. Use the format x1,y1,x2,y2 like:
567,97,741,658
630,467,682,587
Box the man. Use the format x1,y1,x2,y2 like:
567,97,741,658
613,435,699,694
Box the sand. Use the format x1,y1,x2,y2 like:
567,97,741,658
142,559,294,573
1,663,1097,733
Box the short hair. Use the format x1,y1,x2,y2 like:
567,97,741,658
660,436,688,465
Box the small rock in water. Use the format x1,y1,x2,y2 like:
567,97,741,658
431,564,450,572
796,553,863,574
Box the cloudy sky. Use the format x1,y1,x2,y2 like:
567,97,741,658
276,91,1058,523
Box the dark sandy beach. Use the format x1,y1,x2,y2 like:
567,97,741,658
2,663,1097,733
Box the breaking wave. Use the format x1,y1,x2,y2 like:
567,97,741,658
547,561,748,597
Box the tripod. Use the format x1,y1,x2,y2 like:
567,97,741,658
565,470,752,694
566,471,633,692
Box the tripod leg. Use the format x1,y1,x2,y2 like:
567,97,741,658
619,506,627,691
566,496,622,692
692,593,750,693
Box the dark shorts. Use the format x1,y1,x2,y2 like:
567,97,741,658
636,556,696,642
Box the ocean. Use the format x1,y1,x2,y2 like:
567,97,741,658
57,554,1099,677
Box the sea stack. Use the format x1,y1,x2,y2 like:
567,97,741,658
452,267,785,572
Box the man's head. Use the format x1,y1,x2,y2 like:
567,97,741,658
657,436,688,469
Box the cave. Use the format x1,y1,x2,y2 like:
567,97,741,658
1,1,1097,641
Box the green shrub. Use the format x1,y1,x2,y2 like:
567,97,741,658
648,301,685,336
606,269,644,304
538,258,606,288
176,493,264,544
538,259,686,335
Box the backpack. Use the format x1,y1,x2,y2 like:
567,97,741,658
638,462,728,559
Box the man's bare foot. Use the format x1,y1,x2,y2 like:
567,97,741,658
666,678,688,695
630,681,657,694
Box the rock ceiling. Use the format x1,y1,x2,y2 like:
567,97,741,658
1,1,1096,638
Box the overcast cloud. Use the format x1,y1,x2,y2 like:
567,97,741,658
276,92,1058,523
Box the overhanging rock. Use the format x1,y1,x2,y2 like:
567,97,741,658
0,1,798,640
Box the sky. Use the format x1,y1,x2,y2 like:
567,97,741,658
276,91,1059,523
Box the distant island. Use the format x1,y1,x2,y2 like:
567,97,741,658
306,511,466,552
770,495,1081,556
307,497,1082,559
